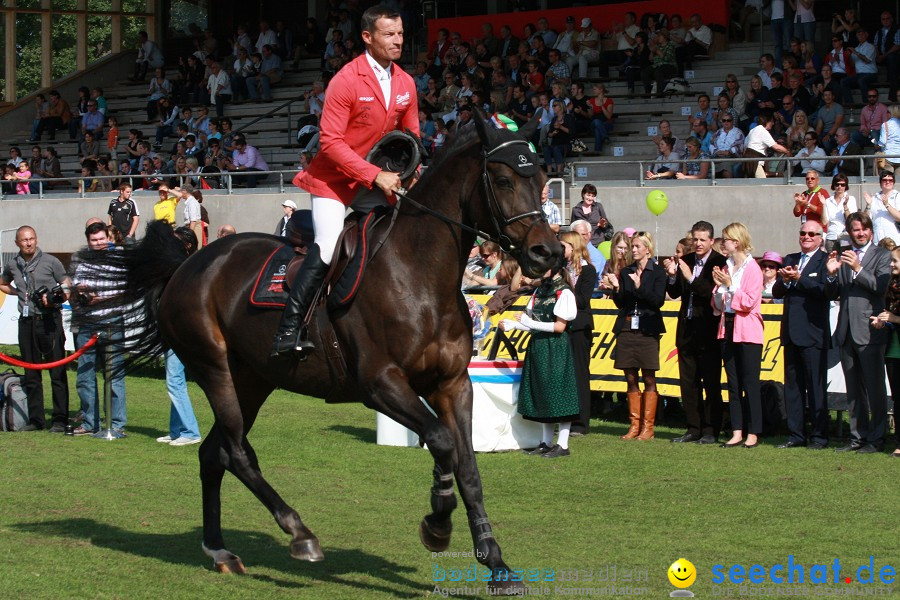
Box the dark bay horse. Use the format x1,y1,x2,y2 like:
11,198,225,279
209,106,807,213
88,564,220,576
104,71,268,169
77,113,560,594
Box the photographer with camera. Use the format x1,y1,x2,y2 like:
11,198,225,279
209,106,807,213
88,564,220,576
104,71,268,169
70,222,127,436
0,226,71,432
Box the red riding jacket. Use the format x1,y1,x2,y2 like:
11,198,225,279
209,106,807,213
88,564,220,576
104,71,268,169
294,53,420,206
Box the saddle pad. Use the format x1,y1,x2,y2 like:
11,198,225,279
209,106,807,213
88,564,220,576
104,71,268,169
250,245,297,308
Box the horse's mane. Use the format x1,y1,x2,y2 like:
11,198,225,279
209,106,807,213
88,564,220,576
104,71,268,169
420,124,480,179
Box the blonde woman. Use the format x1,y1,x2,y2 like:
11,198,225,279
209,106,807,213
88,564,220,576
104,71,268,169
604,232,667,440
712,222,764,449
561,231,597,436
723,74,748,124
785,109,814,154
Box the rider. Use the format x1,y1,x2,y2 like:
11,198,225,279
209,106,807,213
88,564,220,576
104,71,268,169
272,4,419,356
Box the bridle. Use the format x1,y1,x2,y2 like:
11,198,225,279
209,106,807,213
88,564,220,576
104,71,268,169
394,138,545,254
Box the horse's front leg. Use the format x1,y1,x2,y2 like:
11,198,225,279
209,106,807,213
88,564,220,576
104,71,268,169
431,374,525,596
360,365,458,552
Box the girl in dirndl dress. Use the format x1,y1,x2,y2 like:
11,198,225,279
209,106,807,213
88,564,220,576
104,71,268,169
500,269,579,458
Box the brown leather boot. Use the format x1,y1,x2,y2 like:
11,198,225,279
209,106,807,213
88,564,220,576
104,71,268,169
621,392,642,440
637,391,658,440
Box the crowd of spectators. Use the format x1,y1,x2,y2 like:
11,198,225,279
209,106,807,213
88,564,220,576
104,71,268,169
11,5,900,191
469,171,900,456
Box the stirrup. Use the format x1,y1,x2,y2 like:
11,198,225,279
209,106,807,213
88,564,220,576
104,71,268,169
271,327,315,357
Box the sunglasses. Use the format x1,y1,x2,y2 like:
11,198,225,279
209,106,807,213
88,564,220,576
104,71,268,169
868,95,879,98
798,231,822,237
480,253,493,258
882,178,895,183
761,263,779,269
721,118,733,122
834,182,847,187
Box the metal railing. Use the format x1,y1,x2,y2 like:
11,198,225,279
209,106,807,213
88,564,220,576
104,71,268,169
566,153,900,187
6,152,900,200
231,95,311,147
0,169,304,199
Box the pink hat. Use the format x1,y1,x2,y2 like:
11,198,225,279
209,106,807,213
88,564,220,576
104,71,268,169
758,251,783,266
623,227,636,237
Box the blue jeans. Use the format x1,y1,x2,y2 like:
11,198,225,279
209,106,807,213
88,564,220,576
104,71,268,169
592,118,612,153
543,143,567,170
76,322,126,431
231,74,249,101
770,18,786,65
247,73,279,100
795,20,815,44
166,350,200,439
155,124,173,145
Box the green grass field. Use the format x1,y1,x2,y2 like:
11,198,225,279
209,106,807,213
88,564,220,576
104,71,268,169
0,351,897,599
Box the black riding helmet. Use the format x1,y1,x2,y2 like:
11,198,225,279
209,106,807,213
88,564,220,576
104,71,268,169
364,130,427,181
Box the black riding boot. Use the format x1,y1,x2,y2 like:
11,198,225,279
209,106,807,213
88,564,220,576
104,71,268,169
271,244,330,356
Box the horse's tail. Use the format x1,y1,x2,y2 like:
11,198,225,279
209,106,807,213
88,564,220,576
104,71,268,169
69,220,193,371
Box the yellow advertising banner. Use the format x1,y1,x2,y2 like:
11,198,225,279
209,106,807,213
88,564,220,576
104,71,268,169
473,296,785,398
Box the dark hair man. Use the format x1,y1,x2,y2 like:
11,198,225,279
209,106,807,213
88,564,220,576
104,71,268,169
826,211,891,453
71,222,128,436
272,4,419,356
663,221,728,444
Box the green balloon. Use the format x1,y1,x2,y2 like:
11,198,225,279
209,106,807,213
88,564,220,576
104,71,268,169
598,241,612,260
646,189,669,216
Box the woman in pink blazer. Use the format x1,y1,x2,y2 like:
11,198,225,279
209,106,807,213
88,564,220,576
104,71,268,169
712,222,764,448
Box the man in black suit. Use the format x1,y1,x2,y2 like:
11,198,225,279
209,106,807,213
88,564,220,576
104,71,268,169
772,221,831,449
664,221,728,444
825,211,892,453
827,127,862,177
498,25,520,59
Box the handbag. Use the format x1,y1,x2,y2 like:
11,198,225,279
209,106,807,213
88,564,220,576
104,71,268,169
571,138,587,154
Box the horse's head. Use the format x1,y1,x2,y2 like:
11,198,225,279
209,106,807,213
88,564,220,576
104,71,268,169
468,108,563,278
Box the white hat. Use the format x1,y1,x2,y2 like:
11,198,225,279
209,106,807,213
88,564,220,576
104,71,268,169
581,17,591,28
282,199,298,209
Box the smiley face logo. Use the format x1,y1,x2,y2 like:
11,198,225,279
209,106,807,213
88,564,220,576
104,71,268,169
668,559,696,588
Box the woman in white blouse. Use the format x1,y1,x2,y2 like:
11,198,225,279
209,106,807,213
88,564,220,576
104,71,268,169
792,130,828,175
823,173,857,253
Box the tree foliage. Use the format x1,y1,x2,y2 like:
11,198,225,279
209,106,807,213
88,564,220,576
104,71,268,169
4,4,146,100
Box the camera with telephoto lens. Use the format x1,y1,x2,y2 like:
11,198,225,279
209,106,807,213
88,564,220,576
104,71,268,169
31,284,66,309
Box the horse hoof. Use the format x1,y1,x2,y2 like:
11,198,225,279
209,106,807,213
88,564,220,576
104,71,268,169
418,519,451,552
215,556,247,574
291,537,325,562
488,578,526,596
203,543,247,574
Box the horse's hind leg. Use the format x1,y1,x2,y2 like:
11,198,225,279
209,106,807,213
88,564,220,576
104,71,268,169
198,368,323,572
200,423,247,574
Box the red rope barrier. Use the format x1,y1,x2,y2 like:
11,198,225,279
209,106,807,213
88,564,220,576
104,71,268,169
0,334,99,370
